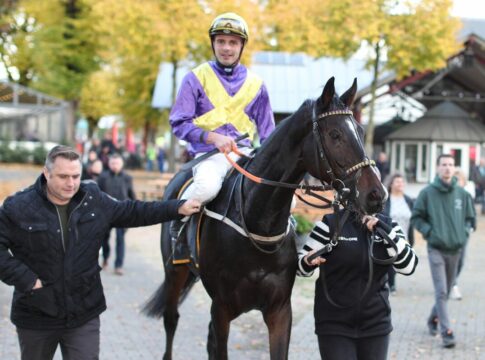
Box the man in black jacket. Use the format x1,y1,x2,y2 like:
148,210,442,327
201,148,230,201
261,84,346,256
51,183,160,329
0,145,200,360
97,153,136,275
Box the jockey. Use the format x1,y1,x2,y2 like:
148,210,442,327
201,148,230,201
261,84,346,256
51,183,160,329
169,12,275,260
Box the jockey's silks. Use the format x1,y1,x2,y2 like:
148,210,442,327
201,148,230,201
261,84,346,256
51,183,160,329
192,63,263,141
169,61,274,156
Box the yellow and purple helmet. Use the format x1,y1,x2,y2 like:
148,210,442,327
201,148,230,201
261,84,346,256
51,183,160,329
209,12,249,43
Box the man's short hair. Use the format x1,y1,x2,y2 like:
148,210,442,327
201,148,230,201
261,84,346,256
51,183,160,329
437,153,454,165
108,153,123,161
45,145,81,171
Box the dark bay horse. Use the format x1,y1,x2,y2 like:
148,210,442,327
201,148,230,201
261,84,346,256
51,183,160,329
143,77,387,359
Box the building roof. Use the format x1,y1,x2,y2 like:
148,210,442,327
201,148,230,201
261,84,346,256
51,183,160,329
0,81,67,120
358,18,485,122
386,101,485,142
151,52,385,114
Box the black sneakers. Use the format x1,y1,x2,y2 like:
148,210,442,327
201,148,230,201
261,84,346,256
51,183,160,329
442,329,456,348
427,316,439,336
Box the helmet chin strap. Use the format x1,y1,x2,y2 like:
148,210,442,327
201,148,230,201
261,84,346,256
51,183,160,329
212,41,245,75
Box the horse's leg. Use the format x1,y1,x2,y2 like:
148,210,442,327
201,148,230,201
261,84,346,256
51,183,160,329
162,266,191,360
263,300,292,360
207,301,232,360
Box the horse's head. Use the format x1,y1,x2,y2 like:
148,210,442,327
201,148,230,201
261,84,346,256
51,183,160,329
302,77,387,215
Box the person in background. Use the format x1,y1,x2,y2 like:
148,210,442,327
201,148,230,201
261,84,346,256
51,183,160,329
81,150,99,180
375,152,390,183
298,210,418,360
411,154,476,348
449,168,476,300
383,173,414,295
97,154,136,275
145,143,157,172
82,159,103,182
471,157,485,213
0,145,201,360
157,146,166,173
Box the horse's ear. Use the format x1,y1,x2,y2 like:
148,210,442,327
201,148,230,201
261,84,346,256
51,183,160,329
340,78,357,107
317,77,335,110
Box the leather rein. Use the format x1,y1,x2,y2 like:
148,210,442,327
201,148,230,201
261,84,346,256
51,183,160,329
218,108,376,253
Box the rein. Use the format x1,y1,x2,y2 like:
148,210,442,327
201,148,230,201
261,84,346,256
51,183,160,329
223,145,332,191
217,107,376,254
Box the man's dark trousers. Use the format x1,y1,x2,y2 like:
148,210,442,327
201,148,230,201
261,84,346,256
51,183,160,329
17,316,100,360
102,228,126,268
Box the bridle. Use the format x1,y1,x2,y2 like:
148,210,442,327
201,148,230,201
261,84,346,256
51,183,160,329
224,108,376,197
312,108,376,194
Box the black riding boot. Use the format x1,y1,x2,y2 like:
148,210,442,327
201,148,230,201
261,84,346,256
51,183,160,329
170,219,190,261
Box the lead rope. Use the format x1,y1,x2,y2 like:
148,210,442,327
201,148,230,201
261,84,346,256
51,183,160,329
319,219,398,309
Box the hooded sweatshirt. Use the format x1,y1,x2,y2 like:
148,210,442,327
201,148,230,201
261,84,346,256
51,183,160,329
411,176,475,253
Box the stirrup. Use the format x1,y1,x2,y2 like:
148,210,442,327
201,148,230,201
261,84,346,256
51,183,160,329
171,219,190,262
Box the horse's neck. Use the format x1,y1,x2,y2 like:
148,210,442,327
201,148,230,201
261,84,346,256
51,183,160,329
242,120,307,235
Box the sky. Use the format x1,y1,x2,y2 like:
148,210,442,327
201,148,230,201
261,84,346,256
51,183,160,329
452,0,485,18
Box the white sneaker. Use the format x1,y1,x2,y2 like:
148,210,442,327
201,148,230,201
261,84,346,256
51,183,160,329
450,285,462,300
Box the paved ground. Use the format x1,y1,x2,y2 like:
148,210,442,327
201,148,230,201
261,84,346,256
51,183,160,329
1,166,485,359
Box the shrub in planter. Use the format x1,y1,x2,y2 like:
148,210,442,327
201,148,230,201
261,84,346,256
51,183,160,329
293,213,315,250
293,213,314,235
32,144,48,165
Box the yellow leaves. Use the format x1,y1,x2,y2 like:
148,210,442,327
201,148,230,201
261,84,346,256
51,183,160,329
384,0,460,78
80,70,120,120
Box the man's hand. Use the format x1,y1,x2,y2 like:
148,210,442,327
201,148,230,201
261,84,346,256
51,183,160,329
206,132,236,153
178,199,202,216
304,249,327,267
32,279,43,290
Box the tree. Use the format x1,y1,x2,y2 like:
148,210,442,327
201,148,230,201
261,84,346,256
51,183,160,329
16,1,100,101
87,0,209,169
0,0,35,84
266,0,372,58
266,0,460,155
359,0,460,155
79,70,120,136
1,0,101,141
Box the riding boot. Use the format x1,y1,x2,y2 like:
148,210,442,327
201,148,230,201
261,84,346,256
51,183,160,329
170,218,190,261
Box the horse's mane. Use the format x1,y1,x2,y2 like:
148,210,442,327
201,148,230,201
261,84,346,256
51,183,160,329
257,92,347,154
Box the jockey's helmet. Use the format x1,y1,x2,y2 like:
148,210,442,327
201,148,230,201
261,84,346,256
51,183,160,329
209,13,249,43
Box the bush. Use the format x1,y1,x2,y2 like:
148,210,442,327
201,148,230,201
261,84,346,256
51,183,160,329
32,145,48,165
0,141,47,164
293,214,315,235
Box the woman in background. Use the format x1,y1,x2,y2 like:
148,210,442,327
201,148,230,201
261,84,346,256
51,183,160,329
383,173,414,295
450,168,476,300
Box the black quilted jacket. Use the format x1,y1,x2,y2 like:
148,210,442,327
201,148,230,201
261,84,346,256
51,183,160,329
0,174,183,330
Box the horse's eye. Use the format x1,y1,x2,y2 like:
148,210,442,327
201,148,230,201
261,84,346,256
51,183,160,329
329,130,341,140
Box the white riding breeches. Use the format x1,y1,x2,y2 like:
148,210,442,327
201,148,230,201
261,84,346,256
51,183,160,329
181,148,252,204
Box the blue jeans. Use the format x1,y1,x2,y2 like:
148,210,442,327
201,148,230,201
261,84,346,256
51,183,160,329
427,246,461,334
102,228,126,269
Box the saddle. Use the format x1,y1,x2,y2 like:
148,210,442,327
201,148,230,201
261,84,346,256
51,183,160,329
165,158,247,271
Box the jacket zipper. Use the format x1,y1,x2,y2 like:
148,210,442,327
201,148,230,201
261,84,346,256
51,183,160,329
54,193,87,252
54,206,66,252
67,193,87,244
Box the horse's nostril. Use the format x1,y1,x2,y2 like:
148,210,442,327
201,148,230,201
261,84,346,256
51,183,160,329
367,189,383,202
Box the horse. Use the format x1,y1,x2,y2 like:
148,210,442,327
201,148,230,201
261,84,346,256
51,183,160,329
143,77,387,360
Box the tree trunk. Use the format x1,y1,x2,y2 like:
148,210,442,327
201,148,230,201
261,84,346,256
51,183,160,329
364,41,381,157
167,59,178,172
